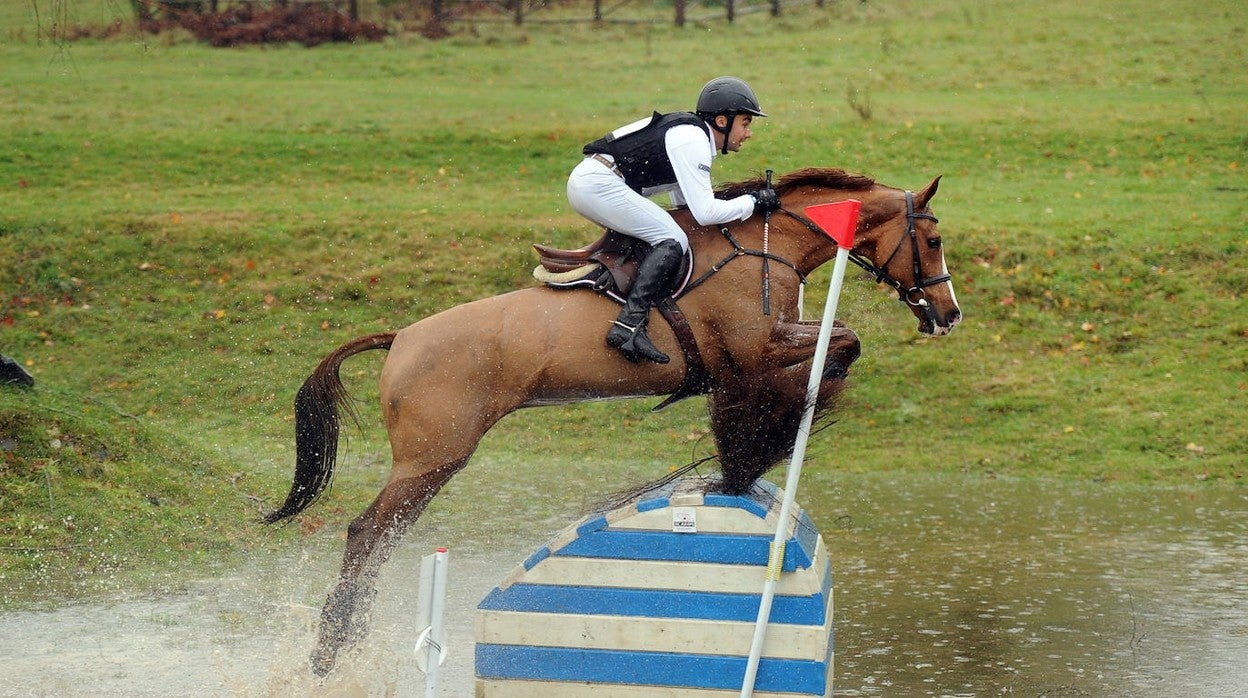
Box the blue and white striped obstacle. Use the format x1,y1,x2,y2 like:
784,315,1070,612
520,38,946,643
474,477,833,697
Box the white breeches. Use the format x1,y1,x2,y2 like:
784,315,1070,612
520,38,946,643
566,157,689,252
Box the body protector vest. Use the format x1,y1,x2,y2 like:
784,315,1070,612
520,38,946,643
583,111,708,194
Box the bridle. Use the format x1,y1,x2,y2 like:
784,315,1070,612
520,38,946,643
677,189,949,325
780,190,951,323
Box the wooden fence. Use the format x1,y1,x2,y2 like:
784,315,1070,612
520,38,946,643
137,0,363,21
475,476,834,696
143,0,850,28
429,0,836,28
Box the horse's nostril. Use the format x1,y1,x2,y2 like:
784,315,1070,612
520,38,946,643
948,308,962,325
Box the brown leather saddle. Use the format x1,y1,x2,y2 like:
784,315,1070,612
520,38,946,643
533,230,692,301
533,230,710,410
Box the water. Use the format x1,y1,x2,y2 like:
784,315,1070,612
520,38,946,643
815,473,1248,697
1,473,1244,697
0,537,533,697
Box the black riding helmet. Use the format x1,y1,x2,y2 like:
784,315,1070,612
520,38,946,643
695,76,767,154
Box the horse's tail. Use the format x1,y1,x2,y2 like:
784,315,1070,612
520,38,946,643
263,332,396,525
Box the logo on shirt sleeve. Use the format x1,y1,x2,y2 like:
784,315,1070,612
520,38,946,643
698,163,711,173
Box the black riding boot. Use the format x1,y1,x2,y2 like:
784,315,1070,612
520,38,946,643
607,239,684,364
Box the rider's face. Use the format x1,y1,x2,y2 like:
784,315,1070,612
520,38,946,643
717,114,754,153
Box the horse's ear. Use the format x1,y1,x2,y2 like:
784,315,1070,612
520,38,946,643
915,175,942,208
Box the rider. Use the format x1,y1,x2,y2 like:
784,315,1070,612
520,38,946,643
567,76,781,364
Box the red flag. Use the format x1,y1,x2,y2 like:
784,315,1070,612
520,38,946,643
804,199,861,249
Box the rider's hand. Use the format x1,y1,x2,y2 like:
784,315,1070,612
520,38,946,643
752,187,781,213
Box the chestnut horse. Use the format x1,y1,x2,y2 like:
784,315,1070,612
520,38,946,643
266,167,960,675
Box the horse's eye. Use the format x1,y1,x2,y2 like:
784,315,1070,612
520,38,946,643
927,237,942,249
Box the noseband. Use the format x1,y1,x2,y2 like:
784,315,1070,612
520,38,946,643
782,190,950,323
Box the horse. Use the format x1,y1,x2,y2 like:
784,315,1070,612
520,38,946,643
264,167,961,675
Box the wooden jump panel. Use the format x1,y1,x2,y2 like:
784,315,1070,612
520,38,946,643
474,477,833,696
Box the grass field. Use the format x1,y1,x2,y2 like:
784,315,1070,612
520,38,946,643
1,0,1245,594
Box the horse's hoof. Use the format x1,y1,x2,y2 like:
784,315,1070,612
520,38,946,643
823,361,849,381
309,645,337,677
311,580,376,677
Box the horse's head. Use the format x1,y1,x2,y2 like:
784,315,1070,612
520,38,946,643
853,176,961,336
714,168,961,336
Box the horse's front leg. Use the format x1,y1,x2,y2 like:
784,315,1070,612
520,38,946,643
762,321,861,379
311,459,467,676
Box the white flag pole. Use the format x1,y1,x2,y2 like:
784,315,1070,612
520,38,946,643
740,200,860,697
415,547,450,697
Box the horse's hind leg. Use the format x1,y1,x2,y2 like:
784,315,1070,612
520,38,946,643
308,320,524,676
310,458,467,676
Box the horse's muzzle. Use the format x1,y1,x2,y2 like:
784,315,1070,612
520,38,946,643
919,305,961,336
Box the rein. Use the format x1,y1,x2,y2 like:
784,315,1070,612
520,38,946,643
677,225,807,307
678,169,808,315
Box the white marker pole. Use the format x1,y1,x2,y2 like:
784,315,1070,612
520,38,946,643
740,200,860,697
414,547,450,697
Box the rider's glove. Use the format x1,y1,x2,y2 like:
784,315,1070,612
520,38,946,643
752,187,781,213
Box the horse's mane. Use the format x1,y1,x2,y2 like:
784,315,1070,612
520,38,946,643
716,167,877,199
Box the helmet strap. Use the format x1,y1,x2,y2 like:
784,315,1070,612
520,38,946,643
709,113,735,155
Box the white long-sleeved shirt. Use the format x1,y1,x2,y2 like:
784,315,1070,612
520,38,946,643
641,122,756,225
